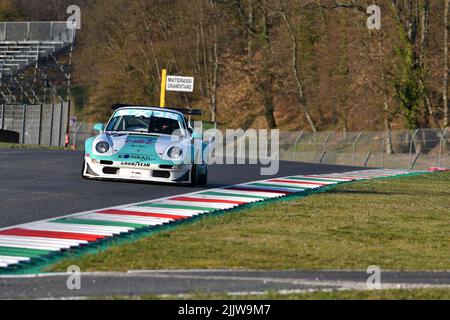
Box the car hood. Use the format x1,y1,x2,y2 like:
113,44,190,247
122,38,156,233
91,133,186,163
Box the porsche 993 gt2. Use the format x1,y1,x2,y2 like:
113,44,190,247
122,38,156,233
82,105,208,186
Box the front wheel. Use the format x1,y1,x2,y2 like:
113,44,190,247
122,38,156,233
81,158,88,179
190,164,208,186
197,166,208,186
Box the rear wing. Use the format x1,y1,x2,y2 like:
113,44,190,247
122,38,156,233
171,108,202,116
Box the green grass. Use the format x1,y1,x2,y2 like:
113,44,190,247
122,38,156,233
48,172,450,272
104,288,450,300
0,142,66,150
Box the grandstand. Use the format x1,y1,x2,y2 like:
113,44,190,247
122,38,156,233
0,21,75,104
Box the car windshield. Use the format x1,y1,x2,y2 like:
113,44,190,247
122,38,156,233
105,109,185,135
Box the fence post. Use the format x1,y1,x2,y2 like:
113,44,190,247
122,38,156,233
1,104,4,130
65,100,71,148
49,103,54,146
72,122,83,150
319,131,333,164
38,103,43,145
352,131,363,165
323,131,333,153
293,130,304,161
408,129,419,168
22,104,26,144
58,101,64,147
380,130,390,168
364,152,372,167
438,127,449,167
411,153,420,169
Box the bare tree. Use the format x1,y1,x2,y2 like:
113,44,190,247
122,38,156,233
378,31,394,154
390,0,434,128
279,0,318,132
444,0,449,127
233,0,277,128
191,0,221,122
258,2,277,128
206,0,220,122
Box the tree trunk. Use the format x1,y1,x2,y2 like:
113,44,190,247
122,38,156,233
232,0,276,128
260,77,276,129
260,7,276,129
390,0,427,129
419,0,435,125
378,32,394,154
208,0,219,123
280,2,318,132
247,1,254,57
444,0,449,127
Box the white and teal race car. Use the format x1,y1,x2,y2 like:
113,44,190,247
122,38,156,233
82,105,208,186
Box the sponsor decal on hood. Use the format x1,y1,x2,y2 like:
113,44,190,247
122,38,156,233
118,154,156,161
125,137,157,145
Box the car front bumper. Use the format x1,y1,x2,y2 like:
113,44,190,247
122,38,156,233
83,157,192,183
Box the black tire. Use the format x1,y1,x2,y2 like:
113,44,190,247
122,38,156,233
197,167,208,186
81,158,88,179
190,164,198,186
190,164,208,187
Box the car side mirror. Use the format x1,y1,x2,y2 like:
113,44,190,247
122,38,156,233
93,123,105,133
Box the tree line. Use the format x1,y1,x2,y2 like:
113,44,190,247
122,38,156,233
2,0,450,131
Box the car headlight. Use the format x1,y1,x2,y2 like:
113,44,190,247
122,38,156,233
95,141,110,153
168,146,182,158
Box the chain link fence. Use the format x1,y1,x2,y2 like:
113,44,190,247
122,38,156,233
0,102,69,146
68,121,93,150
279,129,450,169
68,123,449,170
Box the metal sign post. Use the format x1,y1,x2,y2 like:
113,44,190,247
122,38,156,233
159,69,167,108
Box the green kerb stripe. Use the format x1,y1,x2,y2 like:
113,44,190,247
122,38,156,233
248,182,305,190
0,246,52,258
51,218,145,229
137,203,216,212
199,191,269,199
286,177,343,183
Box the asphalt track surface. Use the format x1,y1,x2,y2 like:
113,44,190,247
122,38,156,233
0,148,365,229
1,270,449,299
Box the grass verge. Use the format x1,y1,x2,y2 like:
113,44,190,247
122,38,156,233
104,288,450,300
48,172,450,272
